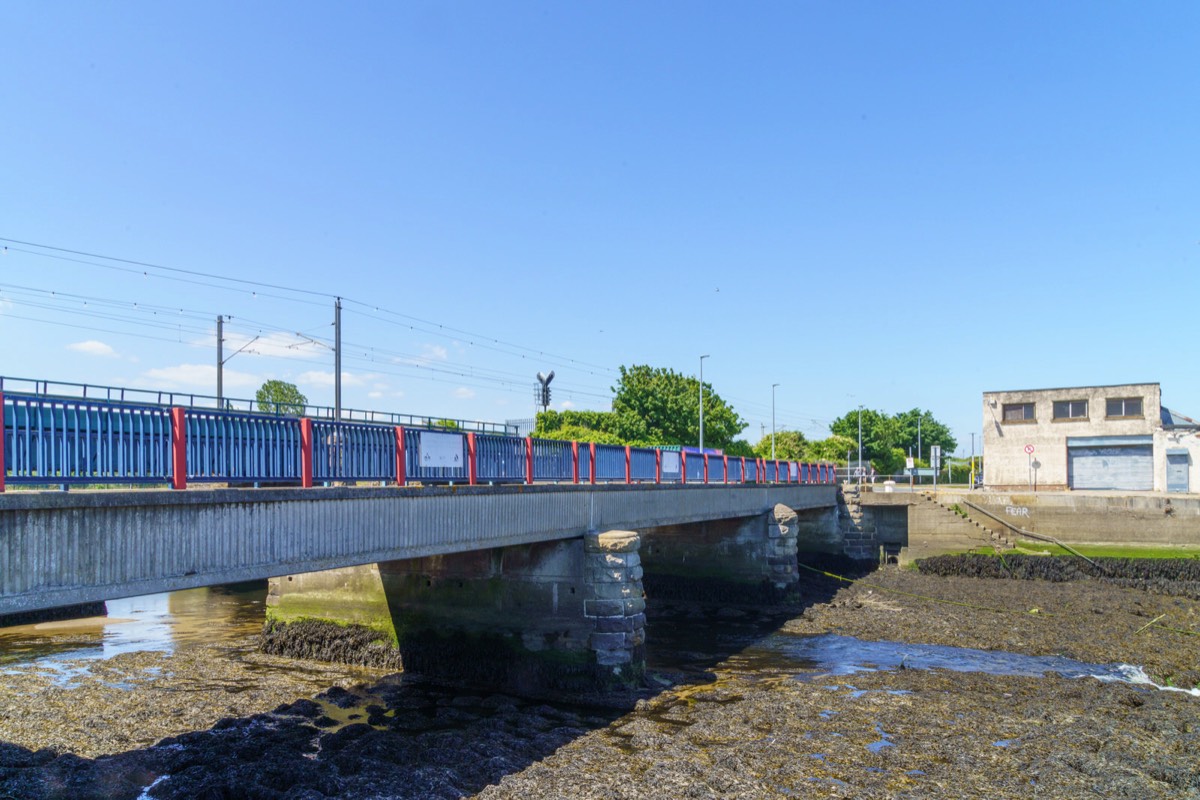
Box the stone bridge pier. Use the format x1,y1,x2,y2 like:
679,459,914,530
264,504,805,691
263,530,646,693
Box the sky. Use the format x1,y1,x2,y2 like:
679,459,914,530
2,1,1198,457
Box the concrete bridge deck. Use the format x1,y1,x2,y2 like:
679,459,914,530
0,482,836,615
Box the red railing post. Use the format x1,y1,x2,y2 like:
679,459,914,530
723,455,729,484
300,418,314,488
395,426,407,486
703,453,709,484
467,433,478,486
571,441,580,484
526,436,535,484
589,442,597,485
680,451,687,484
170,406,187,490
625,445,632,484
655,449,662,484
0,391,5,493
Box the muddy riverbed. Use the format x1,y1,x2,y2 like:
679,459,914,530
2,565,1199,799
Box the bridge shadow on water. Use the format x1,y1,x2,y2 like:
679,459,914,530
0,555,871,800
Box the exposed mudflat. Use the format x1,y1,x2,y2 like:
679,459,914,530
2,565,1199,799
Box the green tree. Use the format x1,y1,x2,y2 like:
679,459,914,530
611,364,745,448
723,439,757,458
753,430,808,460
830,408,901,467
255,379,308,416
893,408,957,460
806,435,858,464
433,419,460,430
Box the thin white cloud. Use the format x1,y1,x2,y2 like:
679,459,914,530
142,363,258,390
68,340,117,358
297,370,367,388
391,343,450,368
559,400,576,409
368,391,383,399
453,387,476,399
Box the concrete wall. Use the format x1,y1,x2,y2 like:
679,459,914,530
982,383,1160,490
1155,427,1200,495
939,490,1200,547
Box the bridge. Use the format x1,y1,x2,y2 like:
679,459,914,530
1,381,840,690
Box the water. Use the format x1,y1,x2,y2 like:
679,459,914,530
0,583,267,686
1,591,1195,697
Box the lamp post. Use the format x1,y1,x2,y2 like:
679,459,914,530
698,355,710,451
771,383,780,459
857,404,864,488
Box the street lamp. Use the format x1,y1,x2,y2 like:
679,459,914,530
698,355,710,450
857,404,864,487
771,383,780,459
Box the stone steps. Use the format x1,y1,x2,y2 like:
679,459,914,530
919,493,1013,550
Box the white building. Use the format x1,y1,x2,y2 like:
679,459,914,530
981,383,1199,492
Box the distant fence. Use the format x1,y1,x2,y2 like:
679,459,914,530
1,389,838,491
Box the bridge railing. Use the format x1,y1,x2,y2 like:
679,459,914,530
1,393,172,485
2,390,840,491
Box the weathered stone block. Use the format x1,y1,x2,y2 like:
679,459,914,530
590,631,627,650
595,648,633,666
585,530,640,554
594,615,637,633
584,599,624,617
591,582,636,600
622,596,646,615
628,565,644,581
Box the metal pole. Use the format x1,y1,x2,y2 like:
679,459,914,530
699,355,709,450
334,297,342,421
771,383,779,459
216,315,224,408
857,404,863,488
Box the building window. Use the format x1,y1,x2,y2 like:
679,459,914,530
1106,397,1143,418
1053,399,1088,420
1002,403,1035,423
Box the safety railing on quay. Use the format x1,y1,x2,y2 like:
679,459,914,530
1,389,839,492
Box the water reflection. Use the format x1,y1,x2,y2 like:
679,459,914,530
0,583,267,683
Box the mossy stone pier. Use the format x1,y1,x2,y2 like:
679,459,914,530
265,530,648,692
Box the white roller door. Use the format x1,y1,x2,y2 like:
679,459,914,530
1067,444,1153,490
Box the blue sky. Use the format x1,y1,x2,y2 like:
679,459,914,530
2,1,1197,456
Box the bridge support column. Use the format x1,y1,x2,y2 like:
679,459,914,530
263,531,646,693
638,503,800,602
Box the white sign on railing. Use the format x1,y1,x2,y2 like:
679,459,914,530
661,451,681,473
419,431,464,468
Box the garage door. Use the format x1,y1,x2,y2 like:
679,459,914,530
1067,445,1153,490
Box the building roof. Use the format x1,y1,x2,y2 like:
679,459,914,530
1161,407,1200,428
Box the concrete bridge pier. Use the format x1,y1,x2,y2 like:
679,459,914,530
637,504,800,602
262,530,646,693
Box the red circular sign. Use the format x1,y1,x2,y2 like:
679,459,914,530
1024,444,1035,455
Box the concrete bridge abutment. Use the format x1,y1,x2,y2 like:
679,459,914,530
263,531,646,693
638,504,800,602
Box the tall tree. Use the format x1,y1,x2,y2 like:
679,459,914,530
611,364,745,448
256,380,307,416
893,408,957,460
753,430,807,460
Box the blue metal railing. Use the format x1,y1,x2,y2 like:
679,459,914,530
630,447,657,482
312,421,396,482
708,456,726,483
594,444,626,482
3,383,841,491
728,458,743,483
3,393,172,484
475,433,526,484
531,438,574,482
186,409,302,483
